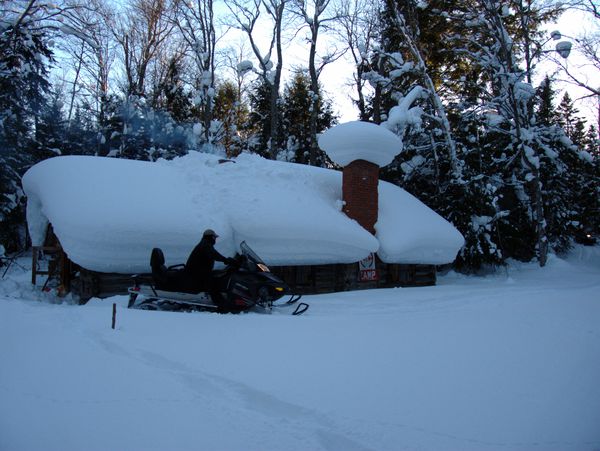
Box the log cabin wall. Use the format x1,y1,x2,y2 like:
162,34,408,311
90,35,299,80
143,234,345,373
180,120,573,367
270,260,436,295
74,262,436,302
74,269,153,303
38,229,436,302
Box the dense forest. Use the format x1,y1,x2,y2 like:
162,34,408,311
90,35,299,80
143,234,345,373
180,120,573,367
1,0,599,272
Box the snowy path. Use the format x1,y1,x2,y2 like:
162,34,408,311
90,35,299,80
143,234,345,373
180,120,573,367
1,248,600,450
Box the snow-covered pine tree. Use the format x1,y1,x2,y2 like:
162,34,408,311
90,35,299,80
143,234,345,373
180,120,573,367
97,94,189,161
536,75,557,126
213,80,249,158
380,0,460,177
529,77,575,254
556,92,588,148
35,90,68,158
246,78,279,158
586,125,600,156
281,71,313,163
532,79,599,252
151,57,192,123
452,0,561,266
0,21,53,251
281,71,336,165
63,105,98,156
373,0,507,271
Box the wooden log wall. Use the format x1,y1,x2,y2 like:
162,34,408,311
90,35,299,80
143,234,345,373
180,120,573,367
74,269,153,303
270,260,436,295
74,261,436,302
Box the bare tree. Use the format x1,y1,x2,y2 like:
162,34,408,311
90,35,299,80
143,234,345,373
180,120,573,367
113,0,175,97
570,0,600,19
56,0,116,127
291,0,344,165
1,0,116,134
225,0,289,158
552,0,599,129
220,38,254,105
0,0,76,33
171,0,219,143
334,0,380,122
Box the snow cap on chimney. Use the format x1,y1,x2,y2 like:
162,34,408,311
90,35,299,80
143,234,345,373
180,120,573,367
319,121,402,168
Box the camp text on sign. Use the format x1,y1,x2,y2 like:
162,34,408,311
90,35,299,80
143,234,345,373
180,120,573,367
359,253,378,282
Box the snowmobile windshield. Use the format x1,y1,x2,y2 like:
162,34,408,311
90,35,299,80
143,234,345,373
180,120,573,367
240,241,266,266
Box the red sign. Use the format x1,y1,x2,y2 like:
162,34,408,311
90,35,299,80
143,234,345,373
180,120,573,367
359,253,378,282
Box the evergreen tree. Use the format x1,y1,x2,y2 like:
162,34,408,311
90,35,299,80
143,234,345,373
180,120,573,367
97,95,189,161
246,78,279,158
151,57,192,123
536,76,557,126
281,71,336,165
64,105,99,156
36,90,68,157
586,125,600,157
556,92,588,147
378,0,575,269
0,22,53,251
213,81,249,158
282,72,312,163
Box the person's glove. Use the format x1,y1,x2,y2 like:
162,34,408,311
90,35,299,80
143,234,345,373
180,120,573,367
225,257,236,266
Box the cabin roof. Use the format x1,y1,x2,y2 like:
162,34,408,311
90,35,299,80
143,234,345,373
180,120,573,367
22,153,464,273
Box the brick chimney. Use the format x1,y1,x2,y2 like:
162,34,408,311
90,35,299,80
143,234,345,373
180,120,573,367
319,121,403,235
342,160,379,234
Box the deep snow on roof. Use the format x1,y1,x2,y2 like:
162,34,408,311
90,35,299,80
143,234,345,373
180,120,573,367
22,153,463,273
319,121,403,167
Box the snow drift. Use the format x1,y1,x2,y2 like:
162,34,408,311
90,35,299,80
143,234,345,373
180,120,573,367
22,152,463,273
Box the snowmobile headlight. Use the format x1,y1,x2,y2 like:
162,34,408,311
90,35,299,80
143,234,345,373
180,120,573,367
257,263,270,272
275,287,284,292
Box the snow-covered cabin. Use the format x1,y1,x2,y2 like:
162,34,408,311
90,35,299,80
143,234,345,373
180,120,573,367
22,122,464,299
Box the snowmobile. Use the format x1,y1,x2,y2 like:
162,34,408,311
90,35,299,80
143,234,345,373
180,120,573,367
127,241,308,315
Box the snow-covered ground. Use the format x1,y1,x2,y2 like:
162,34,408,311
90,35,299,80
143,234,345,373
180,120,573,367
1,247,600,451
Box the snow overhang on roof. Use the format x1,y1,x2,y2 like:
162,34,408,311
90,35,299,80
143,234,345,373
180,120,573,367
22,153,464,273
319,121,403,167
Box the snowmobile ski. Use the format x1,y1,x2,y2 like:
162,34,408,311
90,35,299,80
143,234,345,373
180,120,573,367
272,294,309,315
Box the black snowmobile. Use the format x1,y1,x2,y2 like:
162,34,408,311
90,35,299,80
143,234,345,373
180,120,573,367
127,241,308,315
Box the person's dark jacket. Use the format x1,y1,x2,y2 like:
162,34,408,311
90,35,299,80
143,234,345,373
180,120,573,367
185,235,230,291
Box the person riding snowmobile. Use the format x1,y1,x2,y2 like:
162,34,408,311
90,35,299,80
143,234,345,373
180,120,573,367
185,229,235,294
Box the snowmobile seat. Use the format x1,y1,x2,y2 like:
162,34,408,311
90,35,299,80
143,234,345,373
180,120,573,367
150,248,167,274
150,248,187,292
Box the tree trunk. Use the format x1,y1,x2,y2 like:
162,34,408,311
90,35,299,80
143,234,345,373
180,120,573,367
386,0,460,177
308,16,320,166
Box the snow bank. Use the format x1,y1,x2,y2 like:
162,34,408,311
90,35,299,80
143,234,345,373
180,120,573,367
319,121,403,167
22,153,463,273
